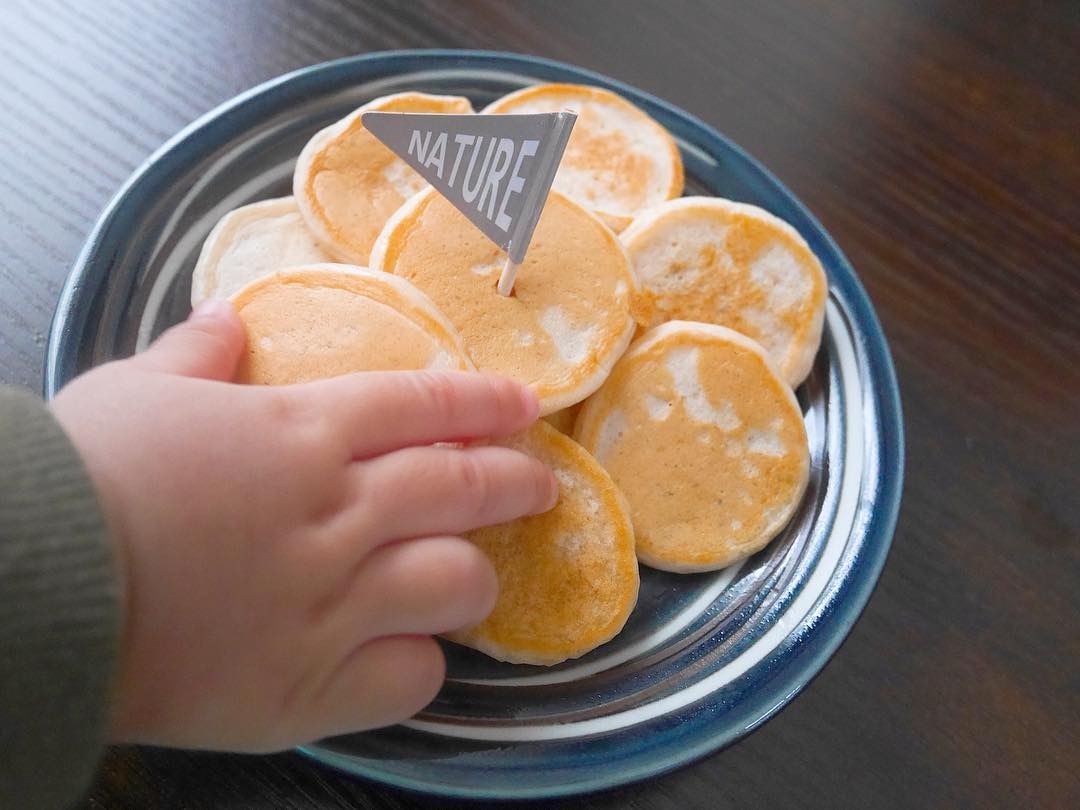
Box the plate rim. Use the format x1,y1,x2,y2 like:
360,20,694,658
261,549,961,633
45,49,904,799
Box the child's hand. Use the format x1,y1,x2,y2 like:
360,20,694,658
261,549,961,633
50,301,556,752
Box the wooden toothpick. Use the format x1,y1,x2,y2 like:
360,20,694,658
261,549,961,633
497,256,520,296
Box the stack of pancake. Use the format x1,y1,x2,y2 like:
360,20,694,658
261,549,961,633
191,84,827,666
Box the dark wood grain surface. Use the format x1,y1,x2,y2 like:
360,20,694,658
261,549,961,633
2,0,1077,807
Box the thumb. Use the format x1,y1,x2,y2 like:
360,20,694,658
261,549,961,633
134,300,246,380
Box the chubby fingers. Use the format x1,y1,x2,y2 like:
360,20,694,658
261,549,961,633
351,444,558,545
301,371,539,458
335,536,498,642
300,635,446,741
299,538,497,741
134,300,246,380
288,537,497,743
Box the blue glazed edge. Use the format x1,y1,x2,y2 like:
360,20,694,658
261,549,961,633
47,50,904,799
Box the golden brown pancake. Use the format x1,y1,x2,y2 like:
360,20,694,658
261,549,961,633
446,421,639,665
370,187,637,415
575,321,809,572
620,197,828,387
190,197,331,305
484,83,683,232
230,264,473,385
293,92,474,266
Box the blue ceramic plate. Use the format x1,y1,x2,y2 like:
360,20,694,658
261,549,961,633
46,51,903,799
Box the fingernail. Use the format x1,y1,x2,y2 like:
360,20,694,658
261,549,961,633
190,299,233,322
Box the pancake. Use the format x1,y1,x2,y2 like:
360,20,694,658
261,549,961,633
446,421,639,665
229,264,473,385
370,187,637,415
574,321,809,573
483,83,683,232
293,92,474,266
620,197,828,387
542,401,582,435
190,197,331,305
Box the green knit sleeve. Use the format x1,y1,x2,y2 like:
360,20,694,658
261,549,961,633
0,385,121,809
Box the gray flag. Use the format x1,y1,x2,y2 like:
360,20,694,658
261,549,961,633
362,110,576,265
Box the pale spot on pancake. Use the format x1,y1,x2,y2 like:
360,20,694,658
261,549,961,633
632,222,729,292
595,408,627,462
644,393,674,421
556,531,586,557
697,432,712,445
741,306,792,361
741,458,760,478
664,347,741,429
517,331,535,346
258,336,274,351
763,506,785,525
615,280,628,297
539,306,596,365
427,349,458,370
750,242,811,311
470,258,502,277
553,468,576,489
380,159,426,199
731,519,743,531
557,467,602,516
746,427,787,457
222,211,330,283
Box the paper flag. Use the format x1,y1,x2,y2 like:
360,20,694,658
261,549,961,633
362,110,576,268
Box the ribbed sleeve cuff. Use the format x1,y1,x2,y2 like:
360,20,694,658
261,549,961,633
0,385,120,809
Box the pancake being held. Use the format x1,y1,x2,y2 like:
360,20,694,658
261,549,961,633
370,187,638,415
542,402,582,435
575,321,810,573
620,197,827,387
294,92,474,266
484,83,683,232
229,264,472,385
446,421,639,665
190,197,331,305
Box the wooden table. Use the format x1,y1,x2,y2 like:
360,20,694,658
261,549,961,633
2,1,1076,807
